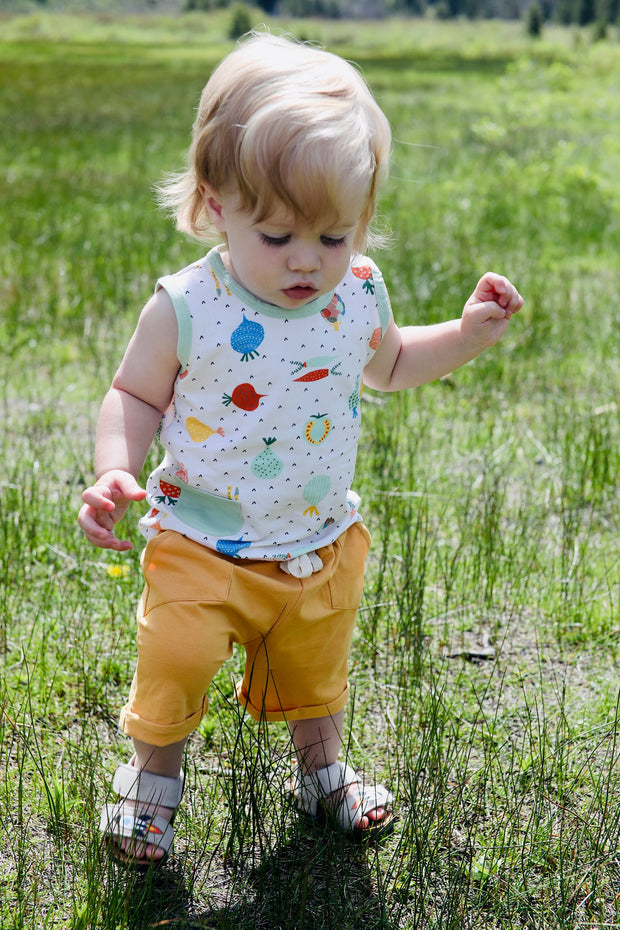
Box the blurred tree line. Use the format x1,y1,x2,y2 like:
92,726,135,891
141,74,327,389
185,0,618,26
23,0,619,31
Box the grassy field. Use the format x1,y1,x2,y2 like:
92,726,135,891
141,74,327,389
1,10,619,929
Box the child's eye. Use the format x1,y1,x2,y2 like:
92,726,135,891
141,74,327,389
320,235,348,248
259,233,290,247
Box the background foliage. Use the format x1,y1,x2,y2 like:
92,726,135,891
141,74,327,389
1,0,619,27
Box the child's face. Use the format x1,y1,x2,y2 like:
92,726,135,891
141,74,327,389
205,189,364,310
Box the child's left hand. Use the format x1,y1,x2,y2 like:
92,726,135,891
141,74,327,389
461,272,523,349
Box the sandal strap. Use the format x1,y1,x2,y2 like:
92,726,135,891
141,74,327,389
295,761,393,830
112,762,184,809
294,761,356,815
100,802,175,855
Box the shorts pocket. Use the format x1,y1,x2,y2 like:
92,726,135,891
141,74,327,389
327,522,371,610
141,530,233,612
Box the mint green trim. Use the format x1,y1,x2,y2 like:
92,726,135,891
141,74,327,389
370,264,392,337
207,246,334,319
156,275,193,369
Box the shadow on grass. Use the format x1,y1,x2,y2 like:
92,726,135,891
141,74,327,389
99,820,396,930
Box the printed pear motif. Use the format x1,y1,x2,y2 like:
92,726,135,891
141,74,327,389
231,316,265,361
251,437,284,479
303,474,331,517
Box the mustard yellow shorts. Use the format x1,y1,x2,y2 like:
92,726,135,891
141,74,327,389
119,522,371,746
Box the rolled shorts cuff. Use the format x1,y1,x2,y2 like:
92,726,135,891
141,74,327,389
119,701,208,747
234,680,350,723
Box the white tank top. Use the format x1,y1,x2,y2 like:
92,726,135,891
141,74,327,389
139,245,391,561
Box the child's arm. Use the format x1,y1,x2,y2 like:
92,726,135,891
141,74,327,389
363,272,523,392
78,289,180,551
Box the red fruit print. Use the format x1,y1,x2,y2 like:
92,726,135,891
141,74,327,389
222,382,266,411
293,359,342,383
293,369,329,383
369,326,382,350
155,480,181,506
352,265,375,295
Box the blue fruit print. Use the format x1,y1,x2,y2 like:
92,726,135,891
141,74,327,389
231,316,265,361
216,536,252,557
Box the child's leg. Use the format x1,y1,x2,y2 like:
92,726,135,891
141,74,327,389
288,711,386,829
288,710,344,771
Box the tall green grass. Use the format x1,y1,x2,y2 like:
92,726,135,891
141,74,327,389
1,13,619,929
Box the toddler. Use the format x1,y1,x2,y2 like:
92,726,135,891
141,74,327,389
79,32,523,866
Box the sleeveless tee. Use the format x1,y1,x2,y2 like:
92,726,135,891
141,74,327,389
139,245,392,561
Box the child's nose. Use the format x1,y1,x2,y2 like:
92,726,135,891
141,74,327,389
287,244,320,273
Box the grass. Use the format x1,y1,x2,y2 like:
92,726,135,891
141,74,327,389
1,11,619,929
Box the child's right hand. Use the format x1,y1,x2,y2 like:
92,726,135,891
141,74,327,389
78,470,147,551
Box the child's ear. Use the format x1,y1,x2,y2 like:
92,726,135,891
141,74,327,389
200,184,227,234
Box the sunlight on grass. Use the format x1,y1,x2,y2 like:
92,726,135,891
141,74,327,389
1,12,619,929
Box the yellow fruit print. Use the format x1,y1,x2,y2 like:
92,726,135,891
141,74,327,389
186,417,225,442
304,413,331,445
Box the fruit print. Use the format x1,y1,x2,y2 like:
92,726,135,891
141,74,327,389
216,536,252,557
231,316,265,361
210,267,222,297
304,413,331,445
302,474,331,517
291,356,339,375
293,361,342,383
251,437,284,479
210,266,232,297
294,369,328,383
155,479,181,506
348,376,362,418
369,326,382,350
222,383,266,411
186,417,225,442
352,265,375,294
321,293,345,331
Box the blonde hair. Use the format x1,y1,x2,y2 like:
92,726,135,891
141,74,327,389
157,32,391,253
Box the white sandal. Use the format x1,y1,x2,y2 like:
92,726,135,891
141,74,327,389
100,762,184,867
294,761,395,840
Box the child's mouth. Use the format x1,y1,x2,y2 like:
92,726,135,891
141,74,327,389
282,285,318,301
